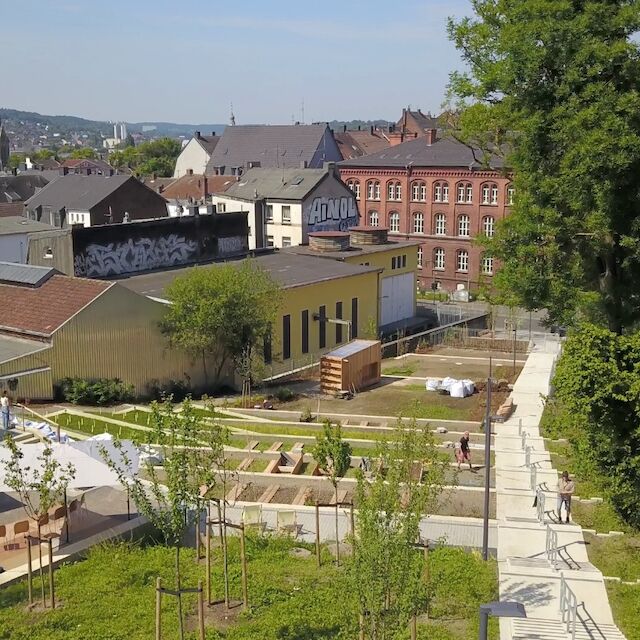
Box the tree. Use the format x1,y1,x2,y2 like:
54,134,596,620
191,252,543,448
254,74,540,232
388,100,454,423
102,397,226,640
447,0,640,333
312,420,352,564
2,439,75,607
547,324,640,528
161,260,281,389
349,417,448,639
69,147,96,159
110,137,181,177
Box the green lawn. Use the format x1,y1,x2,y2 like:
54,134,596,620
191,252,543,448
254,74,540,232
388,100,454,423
59,412,148,441
606,582,640,640
584,533,640,582
0,537,498,640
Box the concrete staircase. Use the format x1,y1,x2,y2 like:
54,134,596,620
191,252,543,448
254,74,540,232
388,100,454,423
7,428,41,445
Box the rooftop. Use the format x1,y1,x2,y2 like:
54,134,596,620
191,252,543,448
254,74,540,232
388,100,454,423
220,167,329,201
286,239,420,261
0,174,50,203
0,333,51,366
118,252,381,299
0,216,57,236
162,174,236,201
194,133,220,155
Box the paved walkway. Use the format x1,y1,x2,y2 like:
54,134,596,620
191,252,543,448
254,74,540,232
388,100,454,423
495,337,626,639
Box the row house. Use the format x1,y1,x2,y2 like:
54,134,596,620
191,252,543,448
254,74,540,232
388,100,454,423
338,130,513,292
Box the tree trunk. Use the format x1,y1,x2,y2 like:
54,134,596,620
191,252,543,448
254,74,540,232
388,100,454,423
175,545,185,640
201,350,209,389
333,483,340,566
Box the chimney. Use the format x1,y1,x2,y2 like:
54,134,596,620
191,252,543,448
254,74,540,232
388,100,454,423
370,125,374,135
211,131,216,137
308,232,350,252
202,175,208,196
187,168,194,176
194,130,201,139
158,185,164,193
300,160,308,169
343,124,347,133
426,128,438,145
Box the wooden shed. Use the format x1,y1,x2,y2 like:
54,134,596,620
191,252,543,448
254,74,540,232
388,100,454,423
320,340,382,395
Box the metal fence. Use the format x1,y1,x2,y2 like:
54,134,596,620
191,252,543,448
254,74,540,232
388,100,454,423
546,525,559,568
559,574,578,640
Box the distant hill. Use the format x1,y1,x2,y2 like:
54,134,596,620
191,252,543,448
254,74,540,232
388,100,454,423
0,107,226,138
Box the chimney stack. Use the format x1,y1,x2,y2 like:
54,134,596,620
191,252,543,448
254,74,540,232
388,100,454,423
194,131,201,139
426,128,438,145
187,168,194,176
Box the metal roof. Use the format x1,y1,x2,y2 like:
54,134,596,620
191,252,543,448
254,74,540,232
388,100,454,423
0,261,56,287
221,168,329,201
286,239,420,261
0,334,51,366
325,340,379,359
0,216,57,236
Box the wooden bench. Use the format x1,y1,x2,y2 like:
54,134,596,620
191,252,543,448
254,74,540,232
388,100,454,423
226,483,246,503
267,442,283,452
264,458,281,474
292,486,311,506
258,484,280,503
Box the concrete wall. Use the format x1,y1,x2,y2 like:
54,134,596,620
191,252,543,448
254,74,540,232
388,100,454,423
0,233,29,263
27,229,75,275
173,139,210,178
303,174,358,236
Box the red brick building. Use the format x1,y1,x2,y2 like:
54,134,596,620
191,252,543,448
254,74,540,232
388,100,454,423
338,130,513,292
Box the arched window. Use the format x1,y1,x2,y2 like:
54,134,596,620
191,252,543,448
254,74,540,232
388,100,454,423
434,213,447,236
413,212,424,234
412,181,426,202
458,214,470,237
367,180,380,200
457,182,472,203
507,185,515,205
389,211,400,233
456,250,469,272
482,182,498,205
483,216,495,237
369,210,379,227
417,246,423,268
481,255,494,275
433,247,445,270
434,181,449,203
387,181,402,201
347,179,360,200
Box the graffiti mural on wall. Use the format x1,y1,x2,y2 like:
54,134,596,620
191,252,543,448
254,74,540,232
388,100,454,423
306,196,358,232
74,234,198,277
217,235,245,256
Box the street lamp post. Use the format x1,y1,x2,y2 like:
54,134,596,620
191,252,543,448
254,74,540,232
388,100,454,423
479,601,527,640
482,375,492,561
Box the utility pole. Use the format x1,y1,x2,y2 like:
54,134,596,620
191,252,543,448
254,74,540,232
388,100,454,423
482,375,492,561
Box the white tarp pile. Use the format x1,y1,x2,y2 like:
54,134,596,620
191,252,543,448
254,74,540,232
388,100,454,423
425,377,475,398
22,419,72,444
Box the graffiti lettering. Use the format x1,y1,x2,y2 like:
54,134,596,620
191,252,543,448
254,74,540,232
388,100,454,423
307,196,358,231
218,236,245,256
74,234,198,277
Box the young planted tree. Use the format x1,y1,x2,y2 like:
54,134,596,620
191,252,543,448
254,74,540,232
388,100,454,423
312,420,352,564
160,260,281,389
2,439,75,607
447,0,640,333
349,417,448,640
103,397,226,640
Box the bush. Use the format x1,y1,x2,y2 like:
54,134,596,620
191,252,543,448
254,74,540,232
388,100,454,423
145,377,191,402
300,406,314,422
59,377,134,406
273,387,295,402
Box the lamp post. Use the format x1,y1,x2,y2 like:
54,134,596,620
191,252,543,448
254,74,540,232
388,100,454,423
479,601,527,640
482,375,492,561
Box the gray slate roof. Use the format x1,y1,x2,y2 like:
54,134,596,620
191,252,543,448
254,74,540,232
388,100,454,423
118,252,381,298
0,261,56,286
0,216,57,235
339,135,505,169
196,135,220,155
24,174,133,211
0,174,50,203
206,124,331,175
221,168,328,201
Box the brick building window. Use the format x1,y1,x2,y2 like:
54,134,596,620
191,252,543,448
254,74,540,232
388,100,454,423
367,180,380,200
482,216,495,237
413,212,424,234
389,211,400,233
434,247,445,270
507,185,515,205
347,179,360,199
412,181,426,201
457,214,470,237
369,211,379,227
456,250,469,272
457,182,473,203
482,182,498,205
434,181,449,203
417,246,423,267
482,255,494,275
282,237,292,247
387,181,402,201
434,213,446,236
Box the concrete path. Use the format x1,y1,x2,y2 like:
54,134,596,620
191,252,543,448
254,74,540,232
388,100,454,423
494,337,626,639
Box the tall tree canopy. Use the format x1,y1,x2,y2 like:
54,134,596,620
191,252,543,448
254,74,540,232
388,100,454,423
161,261,281,388
109,137,181,177
448,0,640,332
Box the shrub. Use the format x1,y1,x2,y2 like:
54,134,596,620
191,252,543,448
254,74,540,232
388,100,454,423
300,406,314,422
145,377,191,402
59,377,134,406
273,387,295,402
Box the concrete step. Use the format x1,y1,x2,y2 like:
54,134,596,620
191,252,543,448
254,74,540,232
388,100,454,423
512,616,626,640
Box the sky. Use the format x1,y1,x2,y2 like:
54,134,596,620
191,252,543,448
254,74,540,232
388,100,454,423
3,0,472,125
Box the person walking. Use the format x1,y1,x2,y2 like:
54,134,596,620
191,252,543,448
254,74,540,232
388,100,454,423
557,471,575,523
458,431,472,470
0,390,10,437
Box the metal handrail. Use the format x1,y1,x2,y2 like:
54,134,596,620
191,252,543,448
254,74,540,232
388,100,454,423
559,573,578,640
525,445,532,468
546,525,558,568
530,463,537,491
15,403,61,442
521,430,527,450
536,488,546,523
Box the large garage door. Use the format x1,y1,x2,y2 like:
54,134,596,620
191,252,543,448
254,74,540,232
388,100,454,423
380,273,415,326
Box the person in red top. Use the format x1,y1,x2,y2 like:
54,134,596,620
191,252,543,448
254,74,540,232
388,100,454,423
457,431,472,470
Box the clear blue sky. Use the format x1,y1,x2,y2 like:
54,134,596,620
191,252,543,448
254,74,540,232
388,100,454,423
4,0,471,124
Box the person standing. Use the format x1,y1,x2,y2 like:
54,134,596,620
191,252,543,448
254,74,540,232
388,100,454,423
458,431,472,470
557,471,575,523
0,390,10,436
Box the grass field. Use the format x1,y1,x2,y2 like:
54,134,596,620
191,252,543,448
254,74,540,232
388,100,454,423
0,537,498,640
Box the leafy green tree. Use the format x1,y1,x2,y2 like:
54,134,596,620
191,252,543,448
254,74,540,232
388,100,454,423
548,324,640,528
109,137,180,177
68,147,96,159
312,420,352,563
447,0,640,333
103,397,226,640
160,261,281,389
349,418,448,639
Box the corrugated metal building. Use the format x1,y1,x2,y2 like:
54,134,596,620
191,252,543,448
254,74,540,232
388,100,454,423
0,262,210,401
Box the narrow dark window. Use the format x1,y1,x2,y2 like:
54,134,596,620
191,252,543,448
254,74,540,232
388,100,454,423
282,315,291,360
301,310,309,354
319,305,326,349
263,329,272,364
336,301,343,343
351,298,358,338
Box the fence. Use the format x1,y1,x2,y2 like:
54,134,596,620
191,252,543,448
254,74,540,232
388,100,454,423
536,488,546,524
559,574,578,640
546,525,559,568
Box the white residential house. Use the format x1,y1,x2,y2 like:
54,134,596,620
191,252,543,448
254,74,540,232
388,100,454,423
0,217,58,263
210,164,358,250
173,131,220,178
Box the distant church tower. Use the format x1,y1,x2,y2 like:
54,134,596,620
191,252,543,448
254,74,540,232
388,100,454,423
0,119,9,171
